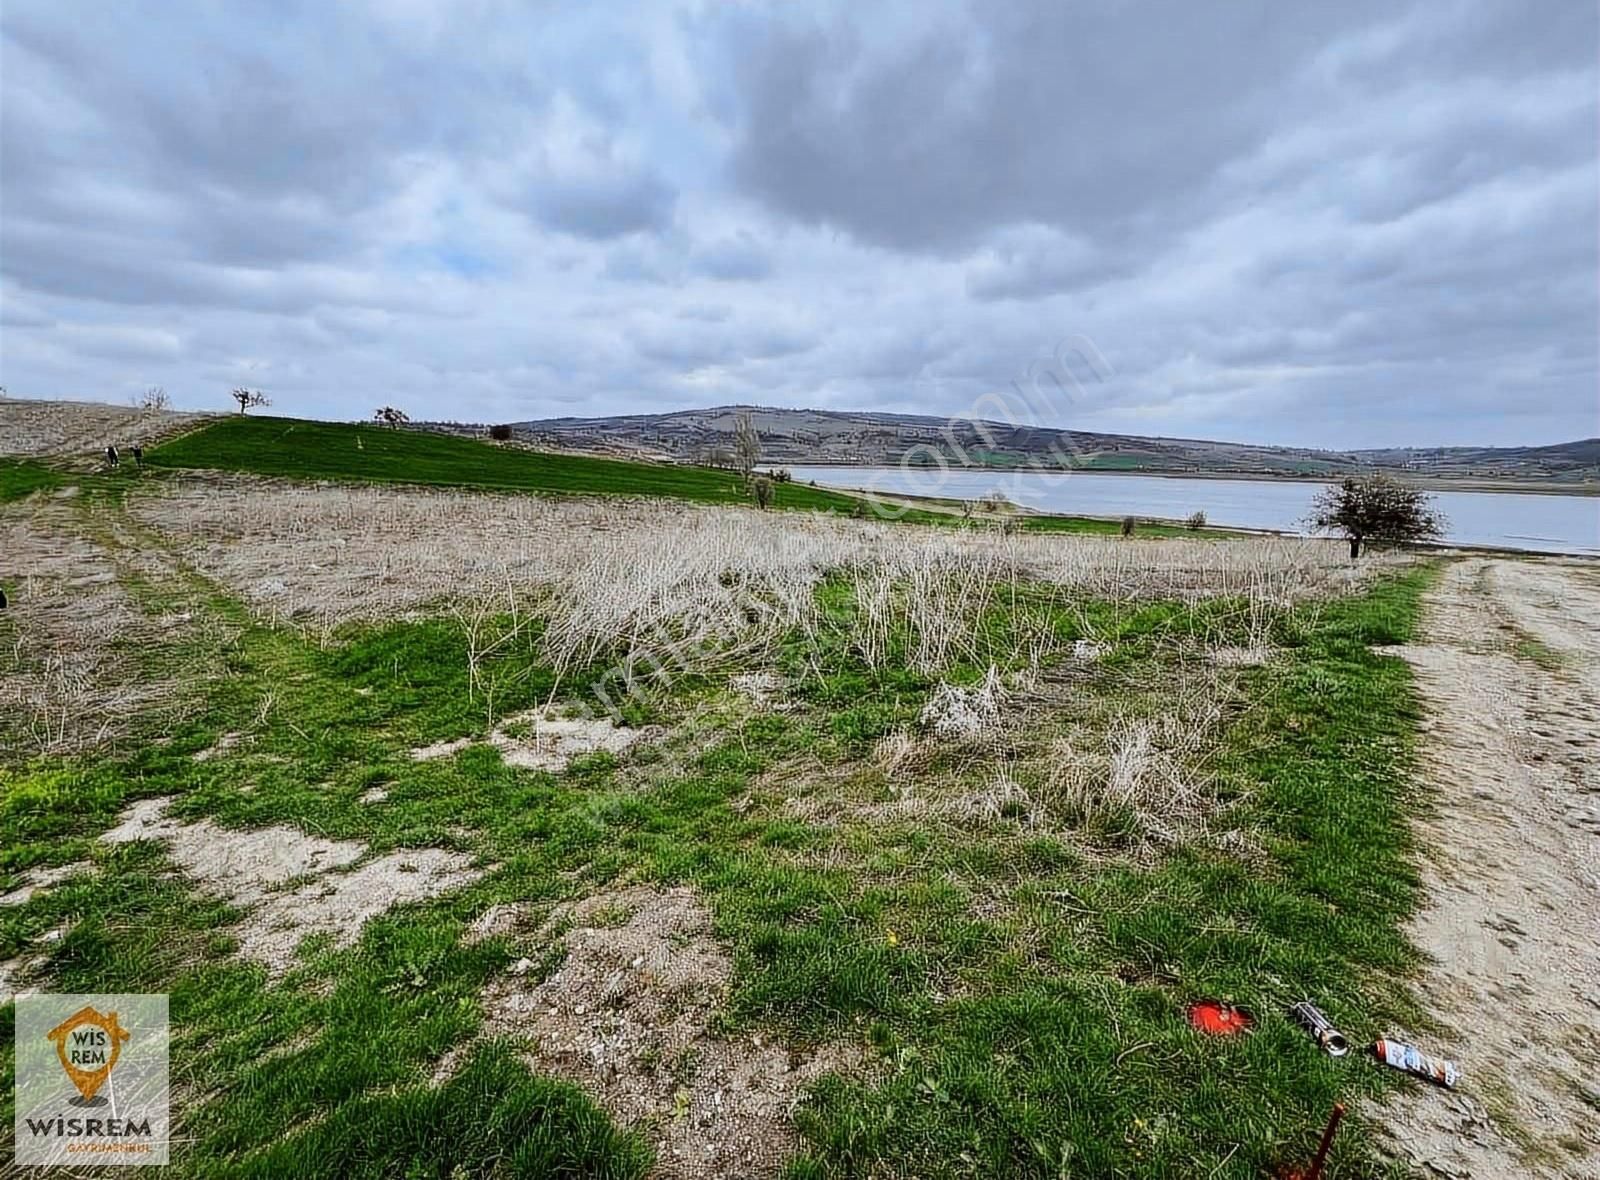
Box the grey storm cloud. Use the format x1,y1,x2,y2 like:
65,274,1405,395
0,0,1594,447
529,170,676,240
722,3,1377,253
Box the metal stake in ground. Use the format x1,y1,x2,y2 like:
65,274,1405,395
1276,1102,1345,1180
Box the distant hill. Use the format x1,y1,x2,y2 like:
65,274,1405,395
454,405,1599,489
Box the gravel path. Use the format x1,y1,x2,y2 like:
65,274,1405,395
1377,558,1600,1179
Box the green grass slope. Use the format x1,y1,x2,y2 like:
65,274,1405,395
146,415,1213,536
148,415,869,512
0,459,68,503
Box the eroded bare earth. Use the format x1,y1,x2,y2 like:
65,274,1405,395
451,886,861,1180
410,706,658,771
101,798,481,974
1378,559,1600,1179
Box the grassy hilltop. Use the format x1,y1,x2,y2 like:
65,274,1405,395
145,414,1206,535
149,415,864,511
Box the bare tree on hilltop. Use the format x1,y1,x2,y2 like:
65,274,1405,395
230,388,270,414
374,406,410,429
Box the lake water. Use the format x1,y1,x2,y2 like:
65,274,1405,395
789,466,1600,556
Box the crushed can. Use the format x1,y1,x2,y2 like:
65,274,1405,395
1373,1039,1459,1088
1290,1002,1348,1056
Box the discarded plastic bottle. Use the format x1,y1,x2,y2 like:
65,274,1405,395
1373,1039,1459,1088
1290,1002,1348,1056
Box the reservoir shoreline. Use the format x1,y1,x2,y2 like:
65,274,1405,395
782,462,1599,497
790,465,1600,556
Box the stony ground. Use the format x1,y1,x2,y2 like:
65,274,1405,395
448,886,864,1180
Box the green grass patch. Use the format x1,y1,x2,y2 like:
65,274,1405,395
1014,513,1213,538
1510,631,1565,672
223,1044,650,1179
150,416,878,514
0,458,68,502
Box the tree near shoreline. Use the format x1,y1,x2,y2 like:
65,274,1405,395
733,411,761,477
1307,473,1444,558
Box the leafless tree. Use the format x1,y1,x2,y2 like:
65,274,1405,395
230,388,271,414
138,386,171,411
733,410,761,477
373,406,410,429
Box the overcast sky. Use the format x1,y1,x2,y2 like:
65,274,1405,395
2,1,1596,448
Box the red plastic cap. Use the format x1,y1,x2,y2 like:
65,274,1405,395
1188,1000,1254,1036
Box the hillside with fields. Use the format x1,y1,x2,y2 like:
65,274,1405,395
477,405,1600,489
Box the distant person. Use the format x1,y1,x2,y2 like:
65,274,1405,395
130,444,144,467
105,445,119,468
0,586,7,610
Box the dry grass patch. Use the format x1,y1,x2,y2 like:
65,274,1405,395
1013,663,1247,847
1209,645,1275,667
730,671,790,710
0,502,202,756
775,656,1250,857
917,665,1007,738
0,397,205,461
127,476,1388,668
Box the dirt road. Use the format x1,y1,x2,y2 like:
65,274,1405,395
1378,557,1600,1179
